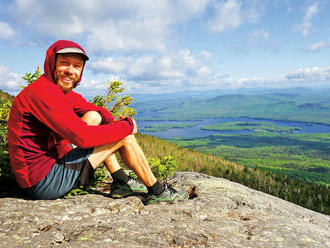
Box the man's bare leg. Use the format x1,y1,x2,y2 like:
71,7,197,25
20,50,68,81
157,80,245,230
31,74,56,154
88,135,157,187
81,111,157,187
81,111,123,173
80,111,188,203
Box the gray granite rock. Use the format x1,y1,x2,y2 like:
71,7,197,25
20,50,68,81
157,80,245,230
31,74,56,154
0,172,329,248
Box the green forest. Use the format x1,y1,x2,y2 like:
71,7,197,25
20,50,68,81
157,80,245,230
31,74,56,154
170,132,330,185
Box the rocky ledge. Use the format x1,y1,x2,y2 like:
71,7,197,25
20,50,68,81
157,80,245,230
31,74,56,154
0,172,329,248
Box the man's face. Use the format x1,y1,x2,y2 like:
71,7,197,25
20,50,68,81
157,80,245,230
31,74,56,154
55,53,84,93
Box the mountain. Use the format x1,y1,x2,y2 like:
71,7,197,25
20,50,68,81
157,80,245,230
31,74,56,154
135,87,330,124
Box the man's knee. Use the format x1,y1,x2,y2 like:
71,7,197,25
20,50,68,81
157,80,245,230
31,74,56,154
121,135,136,145
82,111,102,126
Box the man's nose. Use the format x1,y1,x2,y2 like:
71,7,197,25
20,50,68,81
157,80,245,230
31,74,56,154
65,65,74,73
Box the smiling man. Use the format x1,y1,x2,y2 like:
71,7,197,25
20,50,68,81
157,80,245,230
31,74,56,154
7,40,188,203
55,52,84,93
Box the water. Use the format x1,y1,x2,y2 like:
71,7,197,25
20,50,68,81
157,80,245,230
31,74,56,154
137,117,330,139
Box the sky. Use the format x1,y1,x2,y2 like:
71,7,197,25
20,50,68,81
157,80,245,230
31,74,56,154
0,0,330,97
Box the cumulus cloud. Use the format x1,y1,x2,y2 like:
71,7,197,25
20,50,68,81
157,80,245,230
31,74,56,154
208,0,264,32
300,3,319,36
76,65,330,95
208,0,242,32
90,50,212,82
0,66,21,94
12,0,211,52
0,22,16,39
87,19,167,53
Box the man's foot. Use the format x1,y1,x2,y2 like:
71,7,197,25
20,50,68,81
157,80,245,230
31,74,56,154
144,184,189,205
110,178,148,199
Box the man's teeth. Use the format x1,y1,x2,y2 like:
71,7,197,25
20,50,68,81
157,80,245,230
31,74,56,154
64,77,72,82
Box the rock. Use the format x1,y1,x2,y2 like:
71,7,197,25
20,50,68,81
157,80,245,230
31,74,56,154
0,172,329,248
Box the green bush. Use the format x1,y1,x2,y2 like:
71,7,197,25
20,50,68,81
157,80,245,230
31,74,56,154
90,80,136,118
0,101,11,148
148,155,178,182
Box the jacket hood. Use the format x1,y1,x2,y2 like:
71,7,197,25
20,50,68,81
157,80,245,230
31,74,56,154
44,40,88,87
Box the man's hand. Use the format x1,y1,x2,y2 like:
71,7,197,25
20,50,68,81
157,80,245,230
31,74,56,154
113,115,127,122
115,116,137,134
131,118,137,135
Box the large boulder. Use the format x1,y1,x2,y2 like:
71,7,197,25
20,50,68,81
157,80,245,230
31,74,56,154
0,172,329,247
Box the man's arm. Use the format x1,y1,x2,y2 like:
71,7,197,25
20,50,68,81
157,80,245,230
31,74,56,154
68,91,115,124
25,82,134,148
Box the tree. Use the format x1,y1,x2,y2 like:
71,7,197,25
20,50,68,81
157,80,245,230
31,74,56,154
90,80,136,118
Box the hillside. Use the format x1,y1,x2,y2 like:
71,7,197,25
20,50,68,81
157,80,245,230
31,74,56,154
0,89,14,103
0,172,329,247
136,134,329,214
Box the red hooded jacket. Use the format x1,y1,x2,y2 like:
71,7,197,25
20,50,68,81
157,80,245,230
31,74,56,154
7,40,134,189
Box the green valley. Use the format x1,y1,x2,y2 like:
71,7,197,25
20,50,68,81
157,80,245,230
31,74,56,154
169,132,330,185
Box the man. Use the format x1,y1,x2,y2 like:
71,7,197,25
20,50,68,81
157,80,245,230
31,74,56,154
7,40,188,204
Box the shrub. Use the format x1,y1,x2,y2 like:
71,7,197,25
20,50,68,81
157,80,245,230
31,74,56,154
148,155,178,182
90,80,136,118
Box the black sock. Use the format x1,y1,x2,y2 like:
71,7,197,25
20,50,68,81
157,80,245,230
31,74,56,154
111,169,129,185
147,180,165,195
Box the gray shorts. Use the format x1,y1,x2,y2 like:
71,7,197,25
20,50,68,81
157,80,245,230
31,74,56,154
25,148,94,200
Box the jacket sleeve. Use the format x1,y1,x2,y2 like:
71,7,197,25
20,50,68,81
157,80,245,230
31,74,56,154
25,83,133,149
69,91,115,124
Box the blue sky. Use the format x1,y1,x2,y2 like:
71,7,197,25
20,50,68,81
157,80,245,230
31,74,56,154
0,0,330,97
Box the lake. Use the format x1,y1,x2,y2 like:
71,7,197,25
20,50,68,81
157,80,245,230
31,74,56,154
137,117,330,139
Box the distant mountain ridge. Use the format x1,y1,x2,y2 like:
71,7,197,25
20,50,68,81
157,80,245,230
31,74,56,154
134,87,330,124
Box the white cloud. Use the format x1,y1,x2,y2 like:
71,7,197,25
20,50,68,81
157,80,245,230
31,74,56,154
90,49,212,82
0,22,16,39
208,0,264,32
301,3,319,36
251,29,269,38
285,67,330,81
208,0,242,32
87,19,167,53
230,66,330,89
12,0,211,52
87,49,214,93
0,66,21,94
200,50,212,60
76,65,330,95
305,41,329,52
